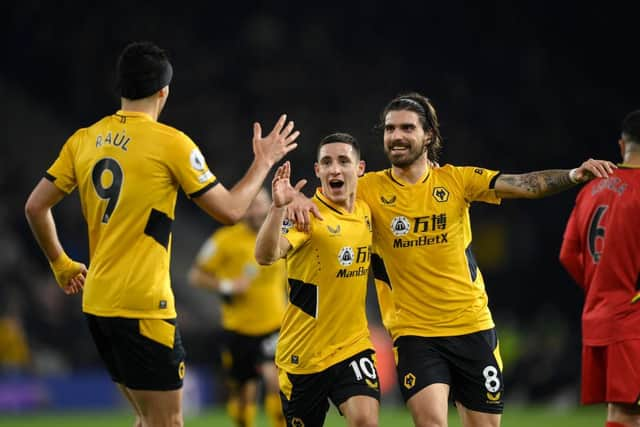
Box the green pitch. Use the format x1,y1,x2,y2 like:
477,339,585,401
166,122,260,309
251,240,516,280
0,404,605,426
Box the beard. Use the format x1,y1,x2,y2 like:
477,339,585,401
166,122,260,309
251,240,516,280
384,141,427,168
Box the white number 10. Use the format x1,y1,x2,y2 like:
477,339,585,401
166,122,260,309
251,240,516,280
349,357,377,381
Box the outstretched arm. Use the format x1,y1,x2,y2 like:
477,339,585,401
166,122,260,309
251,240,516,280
255,161,303,265
194,114,300,224
188,265,252,295
494,158,616,199
25,179,87,295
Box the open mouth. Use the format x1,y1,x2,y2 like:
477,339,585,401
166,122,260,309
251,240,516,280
389,144,410,153
329,179,344,189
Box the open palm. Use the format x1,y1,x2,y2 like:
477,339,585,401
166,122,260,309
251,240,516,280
272,161,306,208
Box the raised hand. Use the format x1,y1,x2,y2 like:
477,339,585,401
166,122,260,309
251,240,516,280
272,161,307,208
570,158,617,182
253,114,300,168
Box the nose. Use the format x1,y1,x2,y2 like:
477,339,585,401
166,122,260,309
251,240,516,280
388,128,403,143
328,162,341,174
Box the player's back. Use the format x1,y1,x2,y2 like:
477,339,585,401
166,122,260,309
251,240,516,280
573,166,640,343
47,110,217,319
576,167,640,298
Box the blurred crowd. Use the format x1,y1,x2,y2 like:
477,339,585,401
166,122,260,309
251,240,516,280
2,1,637,405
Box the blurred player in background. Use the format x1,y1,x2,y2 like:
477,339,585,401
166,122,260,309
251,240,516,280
255,133,380,427
560,110,640,427
288,93,615,427
189,188,287,427
24,41,299,427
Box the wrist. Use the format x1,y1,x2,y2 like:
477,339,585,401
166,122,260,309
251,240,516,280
218,279,234,295
50,251,73,271
568,168,580,184
271,202,288,210
252,157,273,172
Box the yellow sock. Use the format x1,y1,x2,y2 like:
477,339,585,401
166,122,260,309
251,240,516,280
243,403,257,427
226,398,241,425
265,392,286,427
228,400,257,427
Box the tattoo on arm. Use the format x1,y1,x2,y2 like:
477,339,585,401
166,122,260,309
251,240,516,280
497,170,575,198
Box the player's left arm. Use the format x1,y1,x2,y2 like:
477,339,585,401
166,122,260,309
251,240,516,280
494,158,616,199
25,179,87,295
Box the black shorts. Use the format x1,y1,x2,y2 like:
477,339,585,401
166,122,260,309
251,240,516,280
85,314,186,391
395,328,504,414
221,328,279,384
279,349,380,427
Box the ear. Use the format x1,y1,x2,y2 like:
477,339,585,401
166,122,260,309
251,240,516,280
357,160,366,177
618,138,625,159
158,85,169,98
314,162,320,178
424,130,433,146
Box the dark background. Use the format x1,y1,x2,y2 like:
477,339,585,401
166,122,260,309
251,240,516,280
1,1,637,404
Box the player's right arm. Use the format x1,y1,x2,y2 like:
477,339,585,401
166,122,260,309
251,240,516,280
25,178,87,295
193,114,300,224
559,205,586,288
188,236,251,295
255,161,301,265
188,265,251,295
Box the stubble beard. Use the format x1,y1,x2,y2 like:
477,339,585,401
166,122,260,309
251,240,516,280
385,143,426,168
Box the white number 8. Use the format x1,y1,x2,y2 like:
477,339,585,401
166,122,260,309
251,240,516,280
482,365,500,393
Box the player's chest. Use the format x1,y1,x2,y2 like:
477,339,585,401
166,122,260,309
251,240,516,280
314,215,372,249
371,184,465,236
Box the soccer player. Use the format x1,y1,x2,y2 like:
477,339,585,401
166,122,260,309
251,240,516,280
255,133,380,427
23,41,299,427
559,111,640,427
288,93,616,427
189,188,287,427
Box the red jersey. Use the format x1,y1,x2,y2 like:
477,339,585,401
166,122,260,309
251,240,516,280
560,165,640,345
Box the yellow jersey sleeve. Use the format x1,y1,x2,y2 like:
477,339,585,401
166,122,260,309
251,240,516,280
283,219,312,251
46,130,84,194
165,132,218,197
458,166,502,204
195,233,222,272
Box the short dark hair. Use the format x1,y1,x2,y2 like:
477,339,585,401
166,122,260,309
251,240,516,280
622,110,640,144
317,133,361,160
116,41,173,100
379,92,443,162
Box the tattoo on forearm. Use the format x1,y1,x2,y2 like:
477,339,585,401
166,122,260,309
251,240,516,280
500,170,575,198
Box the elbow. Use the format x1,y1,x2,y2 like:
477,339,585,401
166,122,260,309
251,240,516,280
558,251,567,266
255,255,274,266
254,249,275,266
558,245,572,267
217,209,244,226
24,195,42,223
187,267,202,288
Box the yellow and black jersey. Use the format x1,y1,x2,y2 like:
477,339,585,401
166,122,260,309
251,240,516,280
358,165,502,339
276,189,374,374
195,222,286,335
46,110,218,319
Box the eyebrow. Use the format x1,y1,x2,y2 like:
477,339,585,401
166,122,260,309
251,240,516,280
385,122,416,128
319,154,353,162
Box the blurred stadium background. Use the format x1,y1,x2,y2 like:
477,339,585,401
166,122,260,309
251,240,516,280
1,2,637,425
